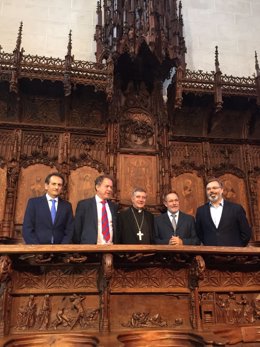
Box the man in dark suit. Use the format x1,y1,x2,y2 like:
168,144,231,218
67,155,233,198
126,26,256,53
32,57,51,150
117,188,155,244
155,191,200,245
195,177,251,246
22,173,74,244
74,175,118,244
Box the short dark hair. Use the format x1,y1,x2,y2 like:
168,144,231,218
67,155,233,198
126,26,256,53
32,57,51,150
206,177,223,188
95,175,114,189
45,173,65,185
163,191,179,202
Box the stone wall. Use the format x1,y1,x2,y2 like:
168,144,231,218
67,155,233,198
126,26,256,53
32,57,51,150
0,0,259,75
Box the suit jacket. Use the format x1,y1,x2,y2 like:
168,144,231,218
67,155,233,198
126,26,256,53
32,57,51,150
154,211,200,245
195,200,251,246
22,195,74,244
74,197,118,244
117,207,155,244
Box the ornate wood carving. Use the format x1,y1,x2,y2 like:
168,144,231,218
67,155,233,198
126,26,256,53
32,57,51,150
171,173,205,216
0,245,259,346
118,154,158,205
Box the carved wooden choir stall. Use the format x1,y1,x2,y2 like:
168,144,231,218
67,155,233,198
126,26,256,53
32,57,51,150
0,0,259,346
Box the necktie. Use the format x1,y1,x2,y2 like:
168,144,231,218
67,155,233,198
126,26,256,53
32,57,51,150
51,199,56,224
101,200,110,242
171,214,177,233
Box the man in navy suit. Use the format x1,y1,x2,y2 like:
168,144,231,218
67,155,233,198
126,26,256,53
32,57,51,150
155,191,200,245
195,178,251,246
22,173,74,244
74,175,118,244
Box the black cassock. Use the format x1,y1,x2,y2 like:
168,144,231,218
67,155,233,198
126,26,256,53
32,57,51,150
117,207,155,244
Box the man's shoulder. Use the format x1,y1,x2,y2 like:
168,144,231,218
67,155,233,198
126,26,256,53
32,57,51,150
77,197,95,206
58,197,72,207
179,210,195,220
155,212,167,220
223,200,244,210
27,195,46,204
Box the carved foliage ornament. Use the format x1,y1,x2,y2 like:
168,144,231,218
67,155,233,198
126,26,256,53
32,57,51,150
120,111,155,149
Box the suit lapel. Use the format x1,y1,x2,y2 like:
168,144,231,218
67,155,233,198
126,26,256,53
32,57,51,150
55,198,64,225
217,200,228,229
91,197,98,230
176,211,184,230
206,203,216,229
42,195,53,225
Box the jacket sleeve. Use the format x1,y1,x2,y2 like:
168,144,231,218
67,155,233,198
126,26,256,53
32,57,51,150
60,202,74,244
237,205,252,246
22,199,39,244
73,201,85,243
181,216,201,245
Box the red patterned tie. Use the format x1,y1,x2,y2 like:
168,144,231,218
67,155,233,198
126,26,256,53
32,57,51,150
101,200,110,242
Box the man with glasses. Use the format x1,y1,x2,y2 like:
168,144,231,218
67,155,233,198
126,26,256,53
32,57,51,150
195,177,251,246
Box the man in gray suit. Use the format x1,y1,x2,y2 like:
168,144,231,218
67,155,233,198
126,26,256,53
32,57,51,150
155,191,200,245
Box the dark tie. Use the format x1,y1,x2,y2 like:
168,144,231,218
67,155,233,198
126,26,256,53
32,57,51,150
171,214,177,233
101,200,110,242
51,199,56,224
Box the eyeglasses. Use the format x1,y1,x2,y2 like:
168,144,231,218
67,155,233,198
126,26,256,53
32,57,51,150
206,186,222,191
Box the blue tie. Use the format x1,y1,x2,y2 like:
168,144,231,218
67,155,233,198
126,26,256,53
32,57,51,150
51,199,56,224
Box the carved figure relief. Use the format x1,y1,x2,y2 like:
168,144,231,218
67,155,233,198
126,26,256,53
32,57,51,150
118,154,157,205
0,167,7,222
68,167,99,213
171,173,205,216
120,110,155,149
15,294,99,332
15,165,55,224
215,293,259,325
220,174,250,221
122,312,167,328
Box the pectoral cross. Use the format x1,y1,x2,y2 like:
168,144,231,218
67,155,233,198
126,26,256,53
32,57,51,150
137,230,144,241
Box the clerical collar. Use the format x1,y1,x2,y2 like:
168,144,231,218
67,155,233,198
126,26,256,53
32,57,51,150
132,206,143,214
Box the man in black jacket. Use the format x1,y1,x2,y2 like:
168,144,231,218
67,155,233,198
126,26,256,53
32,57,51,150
195,177,251,246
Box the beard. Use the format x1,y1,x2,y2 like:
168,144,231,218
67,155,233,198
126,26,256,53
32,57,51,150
207,194,220,202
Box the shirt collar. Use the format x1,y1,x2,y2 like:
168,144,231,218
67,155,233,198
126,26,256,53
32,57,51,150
95,194,106,204
168,210,179,218
209,199,224,207
46,193,58,202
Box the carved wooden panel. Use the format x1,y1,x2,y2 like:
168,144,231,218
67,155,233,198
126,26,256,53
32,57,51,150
0,130,12,161
21,131,59,164
257,176,260,237
118,154,157,205
250,145,260,169
70,135,106,170
70,96,106,130
208,109,250,139
110,294,190,330
15,165,55,224
21,95,62,125
171,173,205,216
210,144,245,174
220,174,250,221
170,142,203,174
11,293,99,333
172,106,207,137
120,110,156,150
0,167,7,222
68,167,100,213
